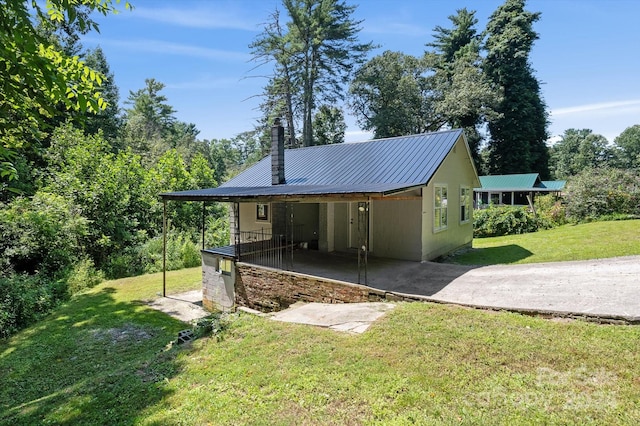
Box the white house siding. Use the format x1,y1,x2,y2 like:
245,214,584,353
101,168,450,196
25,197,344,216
421,137,478,261
371,197,422,261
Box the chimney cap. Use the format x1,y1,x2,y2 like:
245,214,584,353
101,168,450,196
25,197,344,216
273,117,282,126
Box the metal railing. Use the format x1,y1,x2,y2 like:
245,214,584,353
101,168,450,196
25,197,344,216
237,226,303,269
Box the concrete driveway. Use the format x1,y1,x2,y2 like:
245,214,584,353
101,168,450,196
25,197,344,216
289,251,640,323
377,255,640,322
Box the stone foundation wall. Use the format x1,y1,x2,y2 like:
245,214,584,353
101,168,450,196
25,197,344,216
235,262,390,312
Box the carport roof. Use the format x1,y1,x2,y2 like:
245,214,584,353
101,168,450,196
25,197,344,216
161,129,472,201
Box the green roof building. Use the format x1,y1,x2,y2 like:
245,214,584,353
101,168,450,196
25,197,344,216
474,173,565,207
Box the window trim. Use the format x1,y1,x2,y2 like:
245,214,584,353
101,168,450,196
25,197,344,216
434,184,448,232
460,185,471,224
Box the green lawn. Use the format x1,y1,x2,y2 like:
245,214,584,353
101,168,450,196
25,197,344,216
449,219,640,265
2,221,640,424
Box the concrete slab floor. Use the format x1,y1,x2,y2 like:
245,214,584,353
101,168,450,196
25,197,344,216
270,302,396,333
147,290,210,323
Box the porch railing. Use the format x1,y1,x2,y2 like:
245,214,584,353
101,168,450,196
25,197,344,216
237,226,303,269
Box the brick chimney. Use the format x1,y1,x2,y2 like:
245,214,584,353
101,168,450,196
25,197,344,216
271,118,285,185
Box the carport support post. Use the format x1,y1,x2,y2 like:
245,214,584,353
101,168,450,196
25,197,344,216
162,199,167,297
201,201,206,250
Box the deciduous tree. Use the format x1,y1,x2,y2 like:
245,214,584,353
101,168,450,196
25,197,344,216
613,125,640,169
0,0,130,187
349,51,432,139
549,129,612,179
313,105,346,145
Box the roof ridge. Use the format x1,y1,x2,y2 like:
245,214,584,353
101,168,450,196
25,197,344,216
284,128,463,153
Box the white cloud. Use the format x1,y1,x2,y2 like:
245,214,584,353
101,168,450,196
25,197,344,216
88,38,250,61
548,99,640,142
551,100,640,116
132,7,258,31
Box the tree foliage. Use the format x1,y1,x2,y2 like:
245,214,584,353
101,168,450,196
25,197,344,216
251,0,373,146
549,129,612,179
564,168,640,221
312,105,346,145
0,0,130,186
349,51,432,139
83,47,123,142
614,125,640,169
426,8,501,169
483,0,549,177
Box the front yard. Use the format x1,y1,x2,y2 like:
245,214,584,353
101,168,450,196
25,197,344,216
1,220,640,425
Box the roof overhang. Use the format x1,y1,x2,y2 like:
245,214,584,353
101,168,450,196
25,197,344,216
160,183,425,202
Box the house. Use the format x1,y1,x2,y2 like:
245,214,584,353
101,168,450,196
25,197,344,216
161,123,479,312
474,173,565,209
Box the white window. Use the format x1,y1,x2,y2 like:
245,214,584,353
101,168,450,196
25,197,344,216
434,185,448,231
460,186,471,223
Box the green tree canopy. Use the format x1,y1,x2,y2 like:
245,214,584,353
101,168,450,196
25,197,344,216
426,8,501,169
483,0,549,178
0,0,130,187
313,105,346,145
613,124,640,169
549,129,612,179
349,51,432,139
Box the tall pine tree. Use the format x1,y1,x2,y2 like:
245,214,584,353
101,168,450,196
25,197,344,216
484,0,549,177
426,8,500,170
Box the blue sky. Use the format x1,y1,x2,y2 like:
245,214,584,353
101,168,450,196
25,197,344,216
83,0,640,144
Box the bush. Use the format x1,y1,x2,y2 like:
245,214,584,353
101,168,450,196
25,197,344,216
140,230,202,274
0,273,68,339
65,258,104,295
0,192,88,275
474,205,543,238
102,246,146,279
534,194,567,227
564,168,640,221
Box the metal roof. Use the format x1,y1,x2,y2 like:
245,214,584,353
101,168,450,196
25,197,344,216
162,129,469,201
475,174,566,192
541,180,566,191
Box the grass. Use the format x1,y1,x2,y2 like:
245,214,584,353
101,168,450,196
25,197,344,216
449,219,640,265
2,221,640,424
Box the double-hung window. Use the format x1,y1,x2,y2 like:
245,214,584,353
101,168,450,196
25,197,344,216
434,185,448,231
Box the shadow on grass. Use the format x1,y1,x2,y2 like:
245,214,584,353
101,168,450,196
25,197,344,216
448,244,534,266
0,287,192,425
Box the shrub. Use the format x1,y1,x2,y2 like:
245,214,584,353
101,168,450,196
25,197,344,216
0,273,68,339
140,230,202,274
0,192,88,275
102,246,146,279
534,194,567,227
65,258,105,295
564,168,640,221
474,205,542,238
